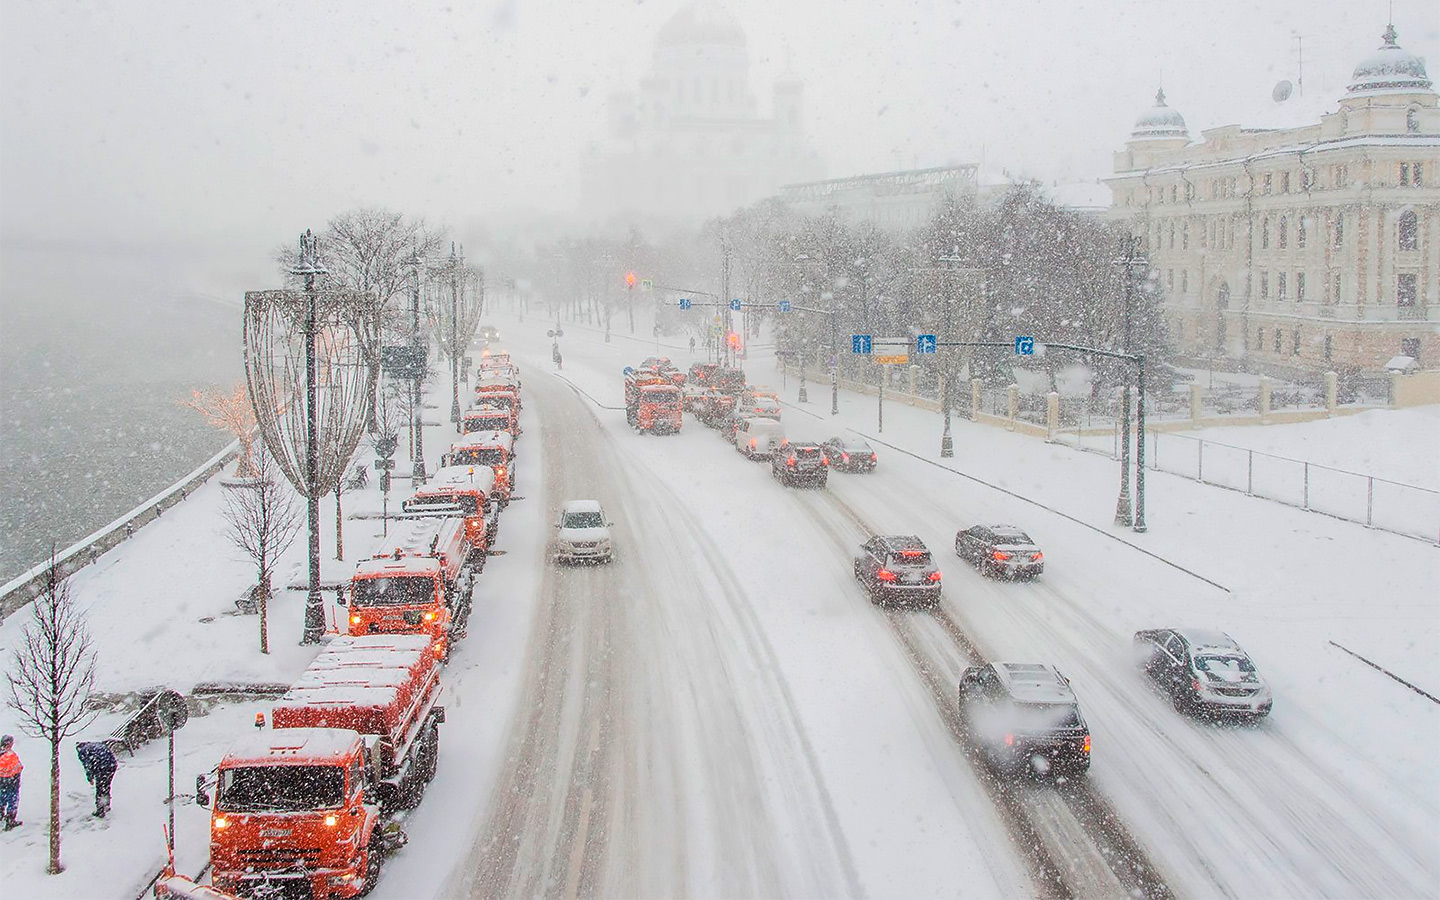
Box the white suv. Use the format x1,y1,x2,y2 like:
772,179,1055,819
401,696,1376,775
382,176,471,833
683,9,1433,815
555,500,613,564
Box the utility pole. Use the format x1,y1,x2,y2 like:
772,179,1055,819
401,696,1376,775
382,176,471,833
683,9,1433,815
292,230,327,645
408,246,427,486
721,243,732,366
1114,235,1139,527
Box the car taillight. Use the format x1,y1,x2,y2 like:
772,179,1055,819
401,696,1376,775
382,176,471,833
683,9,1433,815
842,452,850,462
434,643,445,658
821,456,829,466
787,456,797,466
876,569,898,582
350,614,361,626
992,550,1011,561
1192,678,1202,692
1082,734,1091,754
928,571,942,582
750,438,757,447
870,453,878,462
1004,733,1015,746
1030,551,1043,561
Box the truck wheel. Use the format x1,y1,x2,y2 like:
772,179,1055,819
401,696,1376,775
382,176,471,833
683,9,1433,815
358,829,385,896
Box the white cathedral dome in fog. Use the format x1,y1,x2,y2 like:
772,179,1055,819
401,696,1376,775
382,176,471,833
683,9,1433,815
1346,24,1434,99
1130,88,1189,142
580,1,822,223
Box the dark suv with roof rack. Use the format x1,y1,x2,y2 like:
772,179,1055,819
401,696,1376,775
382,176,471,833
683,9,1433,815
771,441,829,487
958,662,1090,778
853,535,942,608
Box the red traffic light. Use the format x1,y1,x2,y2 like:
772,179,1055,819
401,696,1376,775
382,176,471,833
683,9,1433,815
625,271,637,289
727,332,742,349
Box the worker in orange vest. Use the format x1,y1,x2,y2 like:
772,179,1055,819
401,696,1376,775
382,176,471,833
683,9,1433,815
0,734,21,830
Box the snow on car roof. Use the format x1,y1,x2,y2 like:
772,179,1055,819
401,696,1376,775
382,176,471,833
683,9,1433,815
994,663,1074,703
423,465,496,490
222,727,362,766
450,431,514,451
562,499,604,514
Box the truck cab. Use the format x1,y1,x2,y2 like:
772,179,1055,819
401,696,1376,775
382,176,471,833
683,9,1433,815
404,465,499,551
462,403,519,440
346,517,473,656
635,384,683,433
208,728,381,900
442,431,514,505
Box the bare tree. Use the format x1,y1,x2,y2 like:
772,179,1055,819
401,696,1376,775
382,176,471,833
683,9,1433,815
183,382,259,477
5,557,98,874
222,450,303,654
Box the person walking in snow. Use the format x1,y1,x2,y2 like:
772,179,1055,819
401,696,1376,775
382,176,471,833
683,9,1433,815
0,734,22,829
76,741,117,818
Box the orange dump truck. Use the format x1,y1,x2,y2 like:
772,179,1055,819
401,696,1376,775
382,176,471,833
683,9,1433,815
204,635,444,899
624,367,683,434
345,516,475,657
442,431,515,505
403,464,500,551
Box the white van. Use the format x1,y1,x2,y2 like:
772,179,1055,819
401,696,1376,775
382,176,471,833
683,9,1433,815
734,417,786,459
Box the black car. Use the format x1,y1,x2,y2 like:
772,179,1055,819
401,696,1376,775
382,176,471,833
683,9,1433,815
717,411,745,442
771,441,829,487
820,437,877,473
955,525,1044,579
1133,628,1273,721
853,535,941,608
957,662,1091,778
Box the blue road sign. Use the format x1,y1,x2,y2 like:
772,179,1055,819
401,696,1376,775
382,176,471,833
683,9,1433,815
678,297,692,310
622,366,635,376
917,334,938,354
1015,336,1035,356
852,334,873,355
778,299,791,313
729,298,743,311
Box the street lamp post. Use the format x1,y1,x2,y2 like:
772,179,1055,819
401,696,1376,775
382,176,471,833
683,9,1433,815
447,246,463,430
1114,235,1143,527
292,230,328,644
408,246,427,486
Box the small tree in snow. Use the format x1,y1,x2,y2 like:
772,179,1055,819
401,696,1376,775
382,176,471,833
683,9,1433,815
222,450,302,654
5,556,98,874
184,383,259,478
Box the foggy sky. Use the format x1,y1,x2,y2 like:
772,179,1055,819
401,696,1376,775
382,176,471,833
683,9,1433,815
1,0,1435,296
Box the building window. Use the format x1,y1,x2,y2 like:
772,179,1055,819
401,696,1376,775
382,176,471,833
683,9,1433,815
1408,109,1421,133
1279,272,1288,300
1168,221,1175,249
1171,185,1178,203
1278,216,1288,249
1399,211,1419,251
1260,271,1270,300
1182,223,1189,249
1301,170,1314,191
1297,272,1306,301
1281,172,1291,193
1292,328,1301,354
1257,327,1264,349
1261,217,1270,249
1182,270,1188,293
1166,269,1174,290
1332,272,1342,304
1324,335,1333,360
1273,330,1282,352
1414,163,1424,187
1333,214,1344,249
1335,165,1348,187
1401,163,1411,186
1401,337,1422,363
1297,217,1307,249
1263,174,1273,195
1397,273,1418,307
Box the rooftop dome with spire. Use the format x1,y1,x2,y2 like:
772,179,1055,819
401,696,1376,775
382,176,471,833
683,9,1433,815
1346,24,1434,99
656,1,747,49
1130,88,1189,141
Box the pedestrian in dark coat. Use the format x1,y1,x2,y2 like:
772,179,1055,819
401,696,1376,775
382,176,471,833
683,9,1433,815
76,741,117,818
0,734,22,829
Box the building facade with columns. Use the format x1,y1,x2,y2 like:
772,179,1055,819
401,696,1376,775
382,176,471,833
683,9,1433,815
581,1,822,223
1106,26,1440,374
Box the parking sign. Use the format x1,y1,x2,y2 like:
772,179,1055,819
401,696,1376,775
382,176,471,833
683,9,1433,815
678,297,692,310
778,299,791,313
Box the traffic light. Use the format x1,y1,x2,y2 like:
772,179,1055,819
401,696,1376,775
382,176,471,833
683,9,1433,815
727,331,742,349
625,271,636,290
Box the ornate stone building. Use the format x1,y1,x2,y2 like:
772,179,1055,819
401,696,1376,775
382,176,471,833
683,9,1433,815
581,1,822,222
1107,25,1440,373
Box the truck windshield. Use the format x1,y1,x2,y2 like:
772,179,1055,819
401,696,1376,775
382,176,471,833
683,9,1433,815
450,448,504,467
218,765,345,812
564,512,605,528
352,576,435,607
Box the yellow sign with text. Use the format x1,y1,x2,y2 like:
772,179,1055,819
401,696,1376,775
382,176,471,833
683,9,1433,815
874,354,909,365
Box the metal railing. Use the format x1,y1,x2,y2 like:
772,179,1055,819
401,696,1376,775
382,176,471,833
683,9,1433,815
1146,432,1439,543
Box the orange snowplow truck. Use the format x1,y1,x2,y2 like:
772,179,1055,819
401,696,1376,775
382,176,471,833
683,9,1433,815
624,367,683,434
461,402,520,440
403,464,500,552
474,370,521,410
442,431,515,505
344,516,475,658
204,635,444,899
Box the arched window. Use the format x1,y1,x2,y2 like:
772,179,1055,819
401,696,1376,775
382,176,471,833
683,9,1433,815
1398,210,1419,251
1261,217,1270,249
1408,108,1421,134
1297,217,1307,249
1279,216,1288,248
